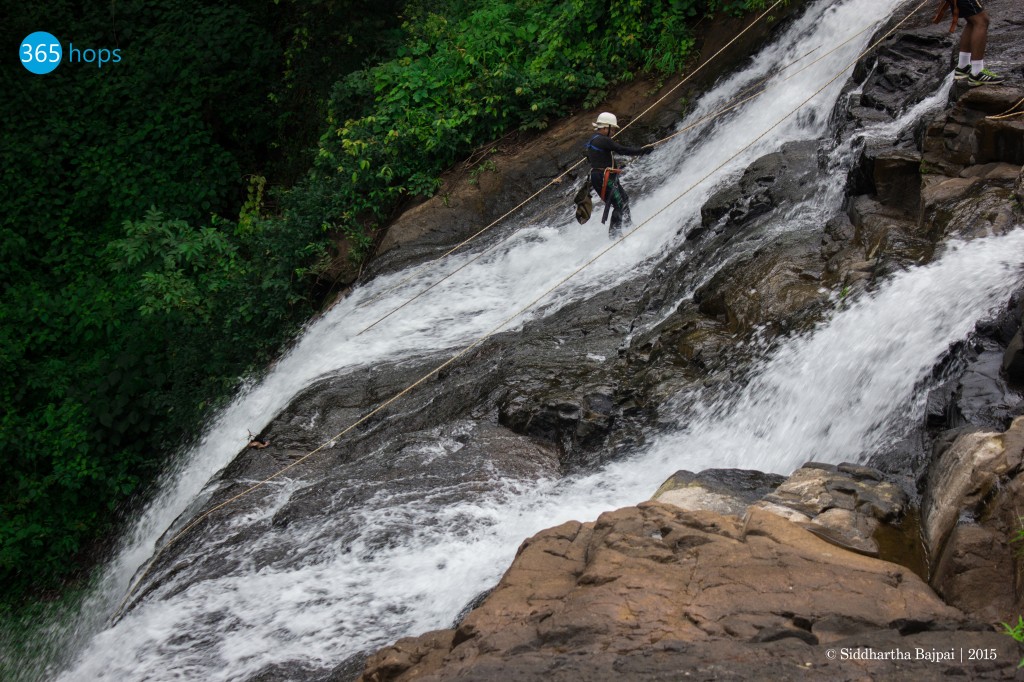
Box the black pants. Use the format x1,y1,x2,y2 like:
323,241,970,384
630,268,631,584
955,0,984,19
590,169,631,237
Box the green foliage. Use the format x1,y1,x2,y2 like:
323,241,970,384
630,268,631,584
0,204,329,597
710,0,772,16
1001,523,1024,667
0,582,91,682
468,159,498,186
1,0,399,604
1002,616,1024,667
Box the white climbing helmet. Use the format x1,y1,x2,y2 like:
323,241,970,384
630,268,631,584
593,112,619,130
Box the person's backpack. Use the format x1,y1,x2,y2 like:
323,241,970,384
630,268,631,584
574,182,593,224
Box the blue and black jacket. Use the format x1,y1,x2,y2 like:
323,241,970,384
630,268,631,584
585,133,646,171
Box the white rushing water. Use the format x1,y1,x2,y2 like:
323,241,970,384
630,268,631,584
34,0,1001,679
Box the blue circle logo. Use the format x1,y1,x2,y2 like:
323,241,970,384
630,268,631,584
20,32,63,74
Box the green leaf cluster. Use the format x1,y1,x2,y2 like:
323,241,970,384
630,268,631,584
1002,616,1024,668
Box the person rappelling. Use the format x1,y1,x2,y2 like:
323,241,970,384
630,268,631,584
578,112,653,237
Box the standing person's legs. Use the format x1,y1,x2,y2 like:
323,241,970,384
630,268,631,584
958,7,989,66
955,0,1003,85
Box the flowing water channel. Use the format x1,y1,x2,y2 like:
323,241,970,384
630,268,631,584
15,0,1024,679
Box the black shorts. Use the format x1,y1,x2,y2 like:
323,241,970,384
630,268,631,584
956,0,984,19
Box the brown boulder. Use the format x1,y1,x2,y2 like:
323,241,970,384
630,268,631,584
359,504,1018,681
921,420,1024,565
923,417,1024,623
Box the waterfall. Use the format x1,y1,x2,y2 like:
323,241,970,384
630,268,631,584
51,230,1024,681
17,0,1011,679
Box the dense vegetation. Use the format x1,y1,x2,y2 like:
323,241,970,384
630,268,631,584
1,0,769,611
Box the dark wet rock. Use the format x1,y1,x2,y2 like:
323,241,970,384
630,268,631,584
849,28,952,123
651,468,785,516
700,140,821,232
836,462,884,481
922,86,1024,176
633,302,736,379
952,338,1024,429
972,98,1024,167
129,419,561,610
872,149,923,214
820,214,856,262
1003,329,1024,385
961,161,1024,184
489,275,654,468
915,301,1024,440
247,661,333,682
497,381,621,461
693,229,827,335
845,194,933,271
920,174,1020,241
325,653,369,682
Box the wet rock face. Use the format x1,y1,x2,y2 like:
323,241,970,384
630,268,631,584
131,418,560,612
652,468,785,517
917,89,1024,176
1002,297,1024,388
688,141,831,338
753,462,908,558
699,140,822,234
848,28,953,125
921,417,1024,622
359,504,1018,682
693,229,827,335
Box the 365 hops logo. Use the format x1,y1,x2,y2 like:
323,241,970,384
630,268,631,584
20,31,121,74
